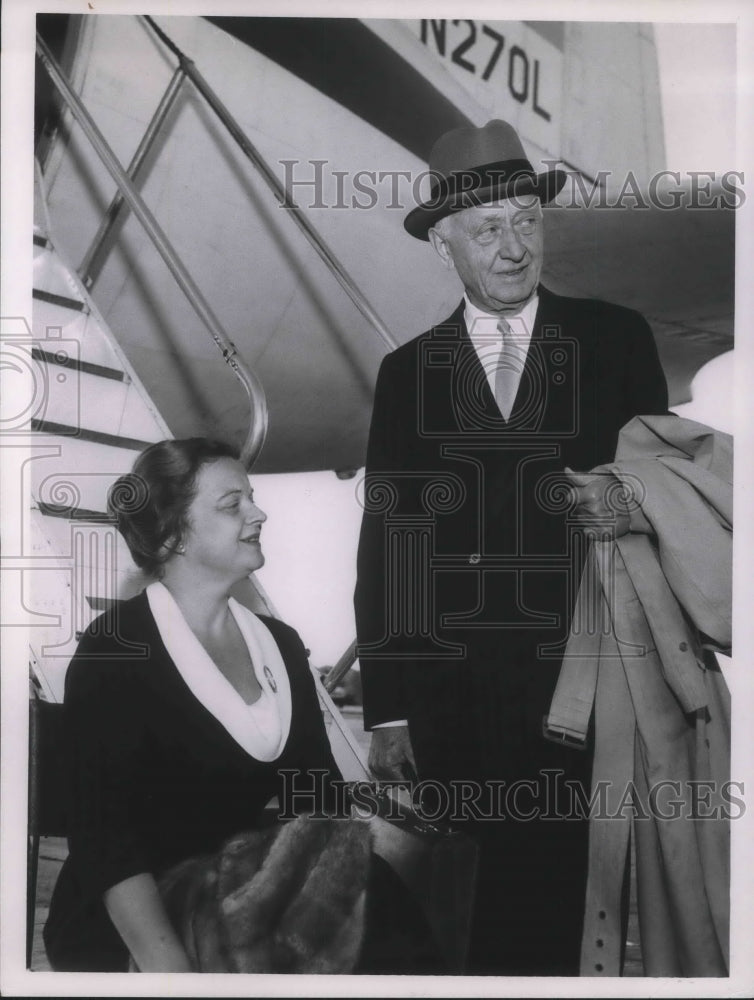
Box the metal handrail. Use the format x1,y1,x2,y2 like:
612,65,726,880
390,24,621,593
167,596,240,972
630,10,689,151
323,640,358,694
36,33,267,469
143,15,399,354
139,16,402,690
80,64,187,290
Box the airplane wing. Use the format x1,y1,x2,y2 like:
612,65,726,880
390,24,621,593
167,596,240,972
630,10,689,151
35,13,734,473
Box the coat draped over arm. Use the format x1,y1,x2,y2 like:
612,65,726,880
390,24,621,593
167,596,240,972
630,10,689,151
547,414,733,977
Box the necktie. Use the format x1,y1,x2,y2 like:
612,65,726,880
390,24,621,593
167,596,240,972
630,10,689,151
494,318,523,420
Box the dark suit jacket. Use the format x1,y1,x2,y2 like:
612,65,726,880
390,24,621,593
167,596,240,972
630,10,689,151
355,285,668,783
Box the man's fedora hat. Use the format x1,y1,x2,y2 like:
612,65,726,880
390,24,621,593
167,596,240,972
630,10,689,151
404,119,567,241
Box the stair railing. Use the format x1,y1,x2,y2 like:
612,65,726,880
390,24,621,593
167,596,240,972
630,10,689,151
79,64,187,291
142,16,398,354
36,18,394,688
36,33,267,469
138,16,402,692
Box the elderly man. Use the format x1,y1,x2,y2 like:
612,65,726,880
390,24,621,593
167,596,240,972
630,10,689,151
354,120,668,975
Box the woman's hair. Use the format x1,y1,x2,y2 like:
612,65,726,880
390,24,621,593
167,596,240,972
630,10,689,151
108,438,239,578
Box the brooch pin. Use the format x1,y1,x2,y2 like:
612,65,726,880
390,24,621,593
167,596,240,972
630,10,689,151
263,665,277,693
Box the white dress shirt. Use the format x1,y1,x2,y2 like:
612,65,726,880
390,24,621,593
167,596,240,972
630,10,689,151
464,292,539,408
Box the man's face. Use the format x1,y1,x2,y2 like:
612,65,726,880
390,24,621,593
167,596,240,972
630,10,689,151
429,196,544,314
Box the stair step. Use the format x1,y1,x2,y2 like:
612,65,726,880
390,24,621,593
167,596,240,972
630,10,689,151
86,595,121,612
32,288,87,313
33,242,84,301
37,502,115,523
31,345,127,383
32,299,131,375
28,587,143,701
31,300,169,432
35,364,131,439
31,505,136,571
28,435,146,514
27,515,148,700
26,222,167,703
31,418,153,452
32,356,163,445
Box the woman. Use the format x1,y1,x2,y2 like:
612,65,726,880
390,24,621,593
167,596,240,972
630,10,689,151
44,439,435,973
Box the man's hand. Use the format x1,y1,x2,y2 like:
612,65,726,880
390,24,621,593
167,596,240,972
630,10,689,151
368,726,418,782
565,467,631,538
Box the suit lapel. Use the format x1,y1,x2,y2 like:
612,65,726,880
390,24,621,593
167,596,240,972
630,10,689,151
530,285,584,436
420,302,494,436
510,287,549,428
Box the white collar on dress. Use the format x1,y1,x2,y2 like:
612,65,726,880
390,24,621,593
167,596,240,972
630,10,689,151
146,581,292,762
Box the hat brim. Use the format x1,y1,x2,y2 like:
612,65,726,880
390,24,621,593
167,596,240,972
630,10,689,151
404,168,567,241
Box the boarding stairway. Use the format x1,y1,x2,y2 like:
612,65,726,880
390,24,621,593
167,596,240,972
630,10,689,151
29,219,273,700
28,188,368,779
29,217,171,702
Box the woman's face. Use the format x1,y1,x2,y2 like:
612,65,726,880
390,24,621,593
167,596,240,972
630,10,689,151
178,457,267,583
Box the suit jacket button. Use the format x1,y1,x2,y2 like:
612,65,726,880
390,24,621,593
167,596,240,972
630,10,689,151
679,641,688,652
469,553,480,565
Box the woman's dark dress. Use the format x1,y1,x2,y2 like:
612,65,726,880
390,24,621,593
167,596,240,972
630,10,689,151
44,592,436,973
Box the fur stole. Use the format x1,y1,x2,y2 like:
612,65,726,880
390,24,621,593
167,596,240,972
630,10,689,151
156,815,372,973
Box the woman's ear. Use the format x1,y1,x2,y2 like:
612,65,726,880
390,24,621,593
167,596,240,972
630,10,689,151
161,536,185,559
